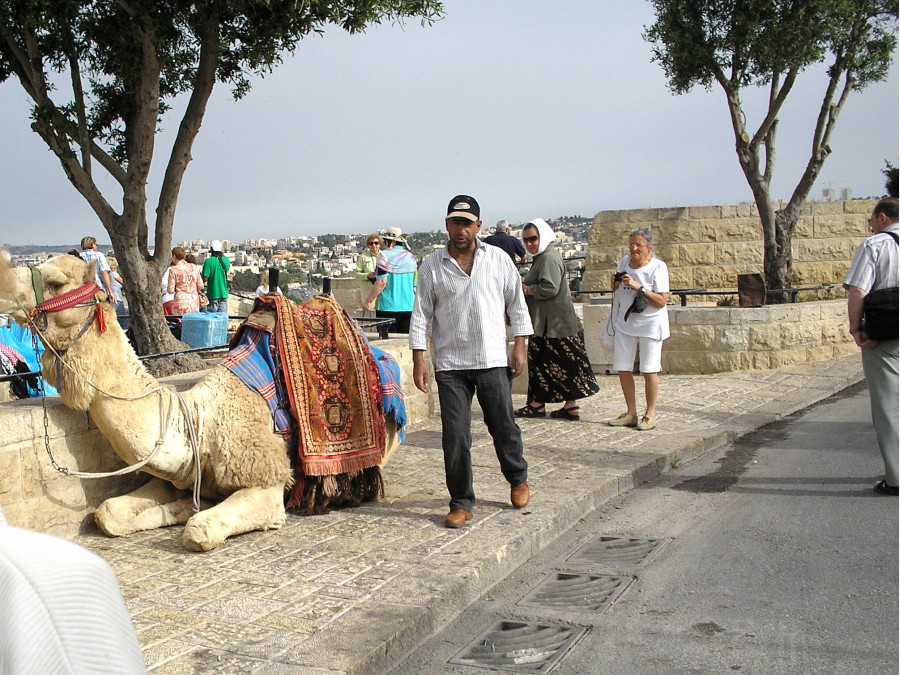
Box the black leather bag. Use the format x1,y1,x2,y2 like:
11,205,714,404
862,231,898,341
624,291,649,321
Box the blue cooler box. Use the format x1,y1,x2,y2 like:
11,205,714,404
181,312,228,349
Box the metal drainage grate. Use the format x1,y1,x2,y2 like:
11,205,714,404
518,572,633,613
567,535,669,568
449,620,587,673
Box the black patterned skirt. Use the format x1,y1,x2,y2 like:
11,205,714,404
526,333,600,404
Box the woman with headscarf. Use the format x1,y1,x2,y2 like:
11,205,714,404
515,218,599,420
606,226,670,431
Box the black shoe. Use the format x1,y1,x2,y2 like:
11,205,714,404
873,480,899,496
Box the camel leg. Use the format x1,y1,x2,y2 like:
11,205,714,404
382,417,400,467
95,477,192,537
182,485,286,552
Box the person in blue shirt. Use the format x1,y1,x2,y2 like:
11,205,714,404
362,226,417,333
484,219,526,264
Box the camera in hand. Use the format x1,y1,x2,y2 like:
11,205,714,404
614,271,626,281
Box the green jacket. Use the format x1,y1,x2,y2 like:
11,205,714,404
523,243,581,338
201,254,231,301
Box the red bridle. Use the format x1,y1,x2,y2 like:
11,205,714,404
29,281,107,334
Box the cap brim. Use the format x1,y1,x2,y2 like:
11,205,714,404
446,211,479,222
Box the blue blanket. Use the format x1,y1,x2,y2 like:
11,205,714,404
0,323,58,397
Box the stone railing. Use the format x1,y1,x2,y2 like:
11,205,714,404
0,338,431,538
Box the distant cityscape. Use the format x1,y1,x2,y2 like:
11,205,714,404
5,216,594,288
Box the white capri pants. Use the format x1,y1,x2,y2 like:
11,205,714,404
613,331,663,374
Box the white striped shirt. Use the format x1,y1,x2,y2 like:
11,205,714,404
844,224,899,293
410,239,533,372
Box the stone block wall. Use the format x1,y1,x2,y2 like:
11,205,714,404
661,300,856,374
582,199,875,294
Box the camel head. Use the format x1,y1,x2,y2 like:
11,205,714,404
0,253,97,318
0,253,113,347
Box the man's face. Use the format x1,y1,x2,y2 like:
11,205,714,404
446,217,481,252
869,210,885,233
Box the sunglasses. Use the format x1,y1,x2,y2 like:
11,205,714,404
367,241,380,246
523,236,539,244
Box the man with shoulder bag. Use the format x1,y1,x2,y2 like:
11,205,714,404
844,197,899,496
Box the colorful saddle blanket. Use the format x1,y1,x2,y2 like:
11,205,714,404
221,293,403,512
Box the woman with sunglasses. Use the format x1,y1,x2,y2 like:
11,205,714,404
356,234,381,314
515,218,598,420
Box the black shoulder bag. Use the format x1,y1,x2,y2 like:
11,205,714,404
861,231,898,341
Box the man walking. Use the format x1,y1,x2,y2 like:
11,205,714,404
410,195,533,528
844,197,899,495
484,219,527,264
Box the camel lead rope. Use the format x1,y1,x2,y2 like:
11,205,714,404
21,286,204,511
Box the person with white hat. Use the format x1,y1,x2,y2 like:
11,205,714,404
201,239,231,313
362,226,417,333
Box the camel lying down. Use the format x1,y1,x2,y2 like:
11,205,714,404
0,254,396,551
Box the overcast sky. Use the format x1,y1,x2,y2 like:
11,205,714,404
0,1,897,247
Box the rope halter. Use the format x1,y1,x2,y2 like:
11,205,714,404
28,280,107,337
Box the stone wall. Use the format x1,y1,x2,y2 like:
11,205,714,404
661,299,857,374
582,199,875,294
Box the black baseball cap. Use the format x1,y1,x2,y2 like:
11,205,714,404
446,195,480,222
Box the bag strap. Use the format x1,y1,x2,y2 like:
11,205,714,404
884,231,898,245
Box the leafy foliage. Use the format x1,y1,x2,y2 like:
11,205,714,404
0,0,443,355
884,160,899,197
644,0,898,297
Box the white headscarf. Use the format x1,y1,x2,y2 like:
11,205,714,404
522,218,555,256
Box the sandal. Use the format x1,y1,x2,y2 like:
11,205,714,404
515,404,546,418
873,480,899,496
550,406,580,421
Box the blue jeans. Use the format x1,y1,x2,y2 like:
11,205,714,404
435,367,528,512
114,300,129,331
206,298,228,313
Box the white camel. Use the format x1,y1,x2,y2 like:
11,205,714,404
0,254,392,551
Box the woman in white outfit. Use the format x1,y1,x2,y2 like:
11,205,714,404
607,227,670,431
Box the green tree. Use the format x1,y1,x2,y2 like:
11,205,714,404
884,160,899,197
0,0,442,366
645,0,897,300
230,268,260,293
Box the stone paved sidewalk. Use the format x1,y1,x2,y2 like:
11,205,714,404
74,355,865,674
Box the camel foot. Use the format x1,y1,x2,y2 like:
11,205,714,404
182,516,227,552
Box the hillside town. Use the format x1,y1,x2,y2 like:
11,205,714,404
5,216,592,292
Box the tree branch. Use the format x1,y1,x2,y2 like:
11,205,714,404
120,17,162,246
67,51,92,179
0,25,41,97
750,66,797,148
154,10,220,259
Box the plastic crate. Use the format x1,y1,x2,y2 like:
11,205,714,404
180,312,228,349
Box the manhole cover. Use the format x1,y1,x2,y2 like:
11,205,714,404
567,535,669,567
518,572,633,613
449,620,587,673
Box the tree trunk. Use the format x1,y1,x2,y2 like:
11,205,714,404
114,248,206,376
766,205,800,303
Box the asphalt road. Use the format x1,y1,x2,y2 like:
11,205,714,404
392,383,899,674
